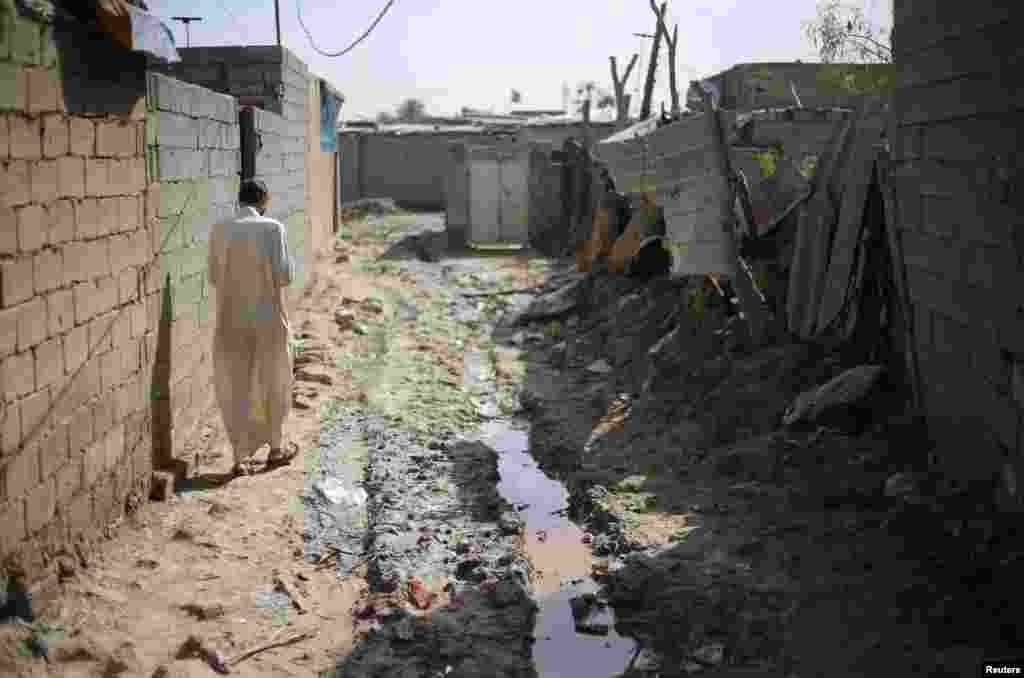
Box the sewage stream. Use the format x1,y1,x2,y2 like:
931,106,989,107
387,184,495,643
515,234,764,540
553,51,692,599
478,420,638,678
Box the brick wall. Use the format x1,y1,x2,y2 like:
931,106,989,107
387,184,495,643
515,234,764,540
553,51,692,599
145,73,239,468
0,10,151,572
891,0,1024,501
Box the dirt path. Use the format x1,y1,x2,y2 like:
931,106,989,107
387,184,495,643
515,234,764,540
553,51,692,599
0,211,560,678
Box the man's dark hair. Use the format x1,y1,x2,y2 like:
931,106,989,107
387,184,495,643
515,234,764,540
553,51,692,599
239,179,269,206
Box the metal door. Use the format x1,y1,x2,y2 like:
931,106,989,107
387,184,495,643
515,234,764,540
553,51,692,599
468,148,501,243
497,148,528,243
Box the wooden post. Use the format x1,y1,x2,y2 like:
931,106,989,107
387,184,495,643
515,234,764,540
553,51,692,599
698,82,771,347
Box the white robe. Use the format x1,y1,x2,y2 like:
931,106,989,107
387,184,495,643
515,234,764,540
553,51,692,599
208,206,294,464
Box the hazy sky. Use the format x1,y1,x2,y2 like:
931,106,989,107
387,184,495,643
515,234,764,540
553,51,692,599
148,0,892,120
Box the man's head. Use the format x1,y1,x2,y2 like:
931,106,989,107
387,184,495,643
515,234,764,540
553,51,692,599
239,179,270,210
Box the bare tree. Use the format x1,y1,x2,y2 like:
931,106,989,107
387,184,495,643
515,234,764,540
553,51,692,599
803,0,892,63
609,54,639,123
640,1,666,119
395,98,427,122
650,0,681,116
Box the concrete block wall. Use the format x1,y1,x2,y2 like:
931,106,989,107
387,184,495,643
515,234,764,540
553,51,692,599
0,10,151,571
150,45,312,305
891,0,1024,501
145,73,239,467
359,133,473,209
252,105,307,302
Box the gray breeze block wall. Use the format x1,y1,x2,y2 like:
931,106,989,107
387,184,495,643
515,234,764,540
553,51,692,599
359,133,486,209
251,105,307,297
1,8,152,576
150,45,310,300
891,0,1024,505
145,72,239,469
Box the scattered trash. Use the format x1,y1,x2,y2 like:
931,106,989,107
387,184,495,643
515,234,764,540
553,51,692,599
273,575,310,614
406,577,437,610
176,634,229,675
314,478,368,508
569,594,611,635
253,592,291,610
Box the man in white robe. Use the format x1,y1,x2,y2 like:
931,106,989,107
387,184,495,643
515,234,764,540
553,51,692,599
208,179,297,477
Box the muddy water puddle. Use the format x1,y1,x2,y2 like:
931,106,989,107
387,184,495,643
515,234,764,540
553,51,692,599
479,420,638,677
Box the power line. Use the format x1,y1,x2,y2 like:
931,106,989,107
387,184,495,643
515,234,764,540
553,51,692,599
296,0,397,58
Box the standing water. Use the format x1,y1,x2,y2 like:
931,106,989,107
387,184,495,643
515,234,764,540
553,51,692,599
479,420,638,677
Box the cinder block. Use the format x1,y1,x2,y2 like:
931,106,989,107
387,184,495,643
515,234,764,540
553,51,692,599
0,63,29,112
61,240,88,285
0,205,15,254
84,237,110,281
92,390,115,438
96,120,137,158
19,386,49,442
41,115,68,159
62,323,87,374
69,117,95,156
1,158,31,207
55,455,82,507
107,158,144,196
46,199,74,244
9,115,41,160
207,148,238,177
16,203,46,252
149,73,193,116
94,275,118,317
1,257,34,308
118,195,141,233
46,288,72,336
37,419,67,481
73,198,98,239
72,280,97,325
0,498,26,553
27,67,62,115
24,475,55,535
33,247,62,294
67,404,93,455
16,295,46,350
155,148,207,181
34,335,63,390
0,305,15,358
151,111,197,150
30,158,58,204
56,155,85,199
65,489,92,540
96,196,118,238
84,157,111,197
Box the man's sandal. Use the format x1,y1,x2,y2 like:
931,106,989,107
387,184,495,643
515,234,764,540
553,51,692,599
266,441,299,469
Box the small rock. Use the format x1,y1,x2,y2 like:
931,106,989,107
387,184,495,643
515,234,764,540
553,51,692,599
490,578,528,607
498,511,523,535
180,602,226,621
885,472,918,501
586,359,613,374
634,648,661,670
392,615,416,641
692,643,725,666
406,577,437,610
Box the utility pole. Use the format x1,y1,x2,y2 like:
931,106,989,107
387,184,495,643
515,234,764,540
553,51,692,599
274,0,282,47
171,16,202,48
